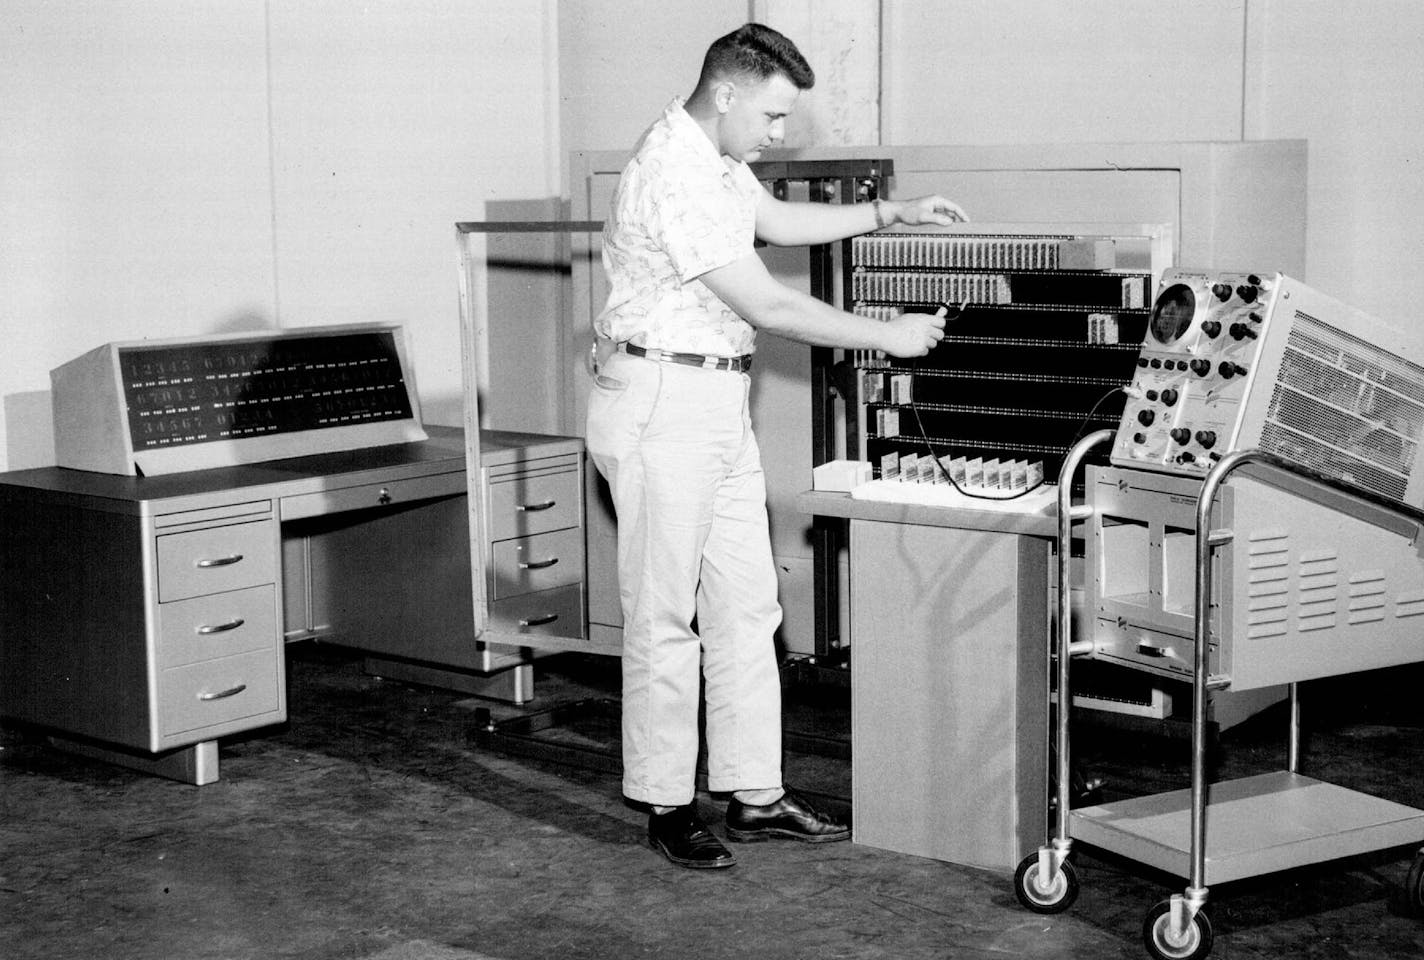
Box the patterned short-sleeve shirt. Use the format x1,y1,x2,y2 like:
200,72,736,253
594,98,763,357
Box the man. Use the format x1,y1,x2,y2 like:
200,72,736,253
586,22,966,870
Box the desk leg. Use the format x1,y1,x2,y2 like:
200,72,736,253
848,519,1049,872
47,736,220,786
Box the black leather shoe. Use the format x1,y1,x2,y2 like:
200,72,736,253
725,787,850,843
648,805,737,869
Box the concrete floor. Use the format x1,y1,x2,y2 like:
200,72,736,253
3,644,1423,960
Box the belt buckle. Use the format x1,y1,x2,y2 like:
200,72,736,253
702,355,720,370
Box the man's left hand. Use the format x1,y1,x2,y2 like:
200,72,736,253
890,195,969,226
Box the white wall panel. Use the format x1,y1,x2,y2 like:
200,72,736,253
1245,0,1424,322
0,1,273,470
882,1,1247,145
557,0,749,176
266,0,555,427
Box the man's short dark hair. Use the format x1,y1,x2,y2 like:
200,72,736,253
698,23,815,91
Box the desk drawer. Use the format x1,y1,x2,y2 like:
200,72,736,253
486,469,579,540
157,585,277,668
158,648,282,737
489,527,583,599
157,520,277,602
279,470,465,521
487,584,583,640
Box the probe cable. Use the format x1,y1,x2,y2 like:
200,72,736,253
901,300,1126,501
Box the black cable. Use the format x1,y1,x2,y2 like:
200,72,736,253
896,301,1127,501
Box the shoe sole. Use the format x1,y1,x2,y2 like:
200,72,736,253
649,837,737,869
725,826,851,844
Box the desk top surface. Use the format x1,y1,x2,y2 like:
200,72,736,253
0,426,581,512
797,489,1059,539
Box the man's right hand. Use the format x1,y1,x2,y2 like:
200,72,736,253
879,312,947,358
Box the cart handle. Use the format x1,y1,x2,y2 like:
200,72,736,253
1051,430,1117,844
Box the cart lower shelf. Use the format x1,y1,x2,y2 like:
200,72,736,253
1070,770,1424,885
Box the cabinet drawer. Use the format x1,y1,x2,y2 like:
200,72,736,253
490,527,583,599
279,470,465,521
157,585,277,668
158,648,282,737
157,520,276,602
486,469,579,540
487,584,583,640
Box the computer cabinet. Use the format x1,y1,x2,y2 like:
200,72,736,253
567,141,1307,659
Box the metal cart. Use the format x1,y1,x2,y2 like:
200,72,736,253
1014,431,1424,960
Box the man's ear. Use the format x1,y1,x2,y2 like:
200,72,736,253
714,80,736,114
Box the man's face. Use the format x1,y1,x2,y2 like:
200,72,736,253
718,73,800,163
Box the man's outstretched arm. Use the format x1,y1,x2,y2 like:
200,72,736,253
754,192,968,248
698,252,945,357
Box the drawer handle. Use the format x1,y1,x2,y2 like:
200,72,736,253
517,500,557,512
377,487,392,505
196,618,246,635
198,683,247,702
1136,642,1172,658
518,557,559,570
519,612,559,627
195,554,244,568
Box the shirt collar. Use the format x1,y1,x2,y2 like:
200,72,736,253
664,97,743,179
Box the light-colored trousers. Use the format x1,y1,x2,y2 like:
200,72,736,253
585,350,784,806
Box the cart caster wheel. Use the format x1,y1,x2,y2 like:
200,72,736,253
1143,899,1213,960
1402,849,1424,918
1013,854,1079,914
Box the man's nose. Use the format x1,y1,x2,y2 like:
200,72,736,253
769,118,785,142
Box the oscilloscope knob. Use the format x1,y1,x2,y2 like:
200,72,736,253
1218,361,1248,378
1190,359,1212,376
1169,428,1191,445
1178,452,1197,464
1236,284,1259,303
1160,388,1179,406
1195,430,1218,449
1212,283,1233,302
1229,322,1247,340
1137,409,1156,427
1201,320,1222,338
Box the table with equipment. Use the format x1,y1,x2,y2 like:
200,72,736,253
0,324,585,785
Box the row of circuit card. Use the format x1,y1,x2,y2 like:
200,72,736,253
851,234,1069,271
880,449,1046,491
856,306,1126,343
851,270,1012,306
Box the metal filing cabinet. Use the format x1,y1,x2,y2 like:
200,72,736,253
0,486,287,781
151,509,284,742
481,433,586,647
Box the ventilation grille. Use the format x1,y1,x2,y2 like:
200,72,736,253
1263,311,1424,503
